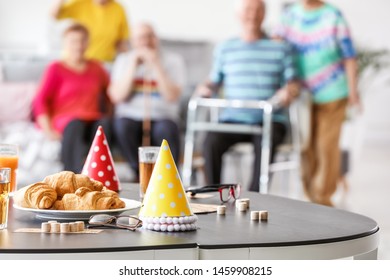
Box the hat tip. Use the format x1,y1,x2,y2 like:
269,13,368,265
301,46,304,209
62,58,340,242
161,139,168,146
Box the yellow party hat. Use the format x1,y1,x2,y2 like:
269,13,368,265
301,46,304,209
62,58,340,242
139,140,197,232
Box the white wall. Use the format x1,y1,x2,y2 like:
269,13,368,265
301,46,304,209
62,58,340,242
0,0,390,53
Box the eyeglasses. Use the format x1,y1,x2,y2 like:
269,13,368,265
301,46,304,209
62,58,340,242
186,184,241,203
88,214,143,231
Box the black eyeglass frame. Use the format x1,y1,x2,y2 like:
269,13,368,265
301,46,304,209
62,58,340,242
185,183,241,202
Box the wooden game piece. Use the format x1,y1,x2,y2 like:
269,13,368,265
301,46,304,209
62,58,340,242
41,222,51,233
240,198,250,208
238,202,247,212
60,223,70,233
69,222,78,232
50,223,60,233
217,205,226,215
259,210,268,221
75,221,85,232
250,211,259,221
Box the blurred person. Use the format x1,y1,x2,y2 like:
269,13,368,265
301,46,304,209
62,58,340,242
52,0,130,62
34,23,111,173
109,22,186,178
275,0,359,206
196,0,300,192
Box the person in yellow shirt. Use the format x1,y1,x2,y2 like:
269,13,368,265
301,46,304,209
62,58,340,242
52,0,130,62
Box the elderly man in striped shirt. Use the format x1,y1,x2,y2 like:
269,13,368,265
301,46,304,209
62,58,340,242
196,0,300,192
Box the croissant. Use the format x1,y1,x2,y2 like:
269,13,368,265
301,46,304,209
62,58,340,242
101,188,126,209
75,174,104,192
43,171,103,198
14,183,58,209
54,187,124,210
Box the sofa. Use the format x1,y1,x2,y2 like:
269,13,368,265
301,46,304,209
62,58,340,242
0,58,63,186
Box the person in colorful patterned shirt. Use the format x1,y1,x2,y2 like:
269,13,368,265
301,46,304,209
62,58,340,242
109,22,186,179
276,0,360,206
197,0,300,192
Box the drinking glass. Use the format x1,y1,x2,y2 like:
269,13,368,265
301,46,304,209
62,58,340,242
138,146,159,199
0,144,19,194
0,168,11,230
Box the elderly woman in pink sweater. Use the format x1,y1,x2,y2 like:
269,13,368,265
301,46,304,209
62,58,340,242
34,23,111,172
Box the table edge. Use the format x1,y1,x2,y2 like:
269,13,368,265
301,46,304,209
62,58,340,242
197,226,380,250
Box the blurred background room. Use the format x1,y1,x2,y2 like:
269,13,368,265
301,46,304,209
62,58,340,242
0,0,389,259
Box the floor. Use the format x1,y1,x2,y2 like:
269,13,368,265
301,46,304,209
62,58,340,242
267,89,390,260
338,89,390,260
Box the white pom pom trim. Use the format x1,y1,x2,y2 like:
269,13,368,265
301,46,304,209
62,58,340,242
140,215,198,225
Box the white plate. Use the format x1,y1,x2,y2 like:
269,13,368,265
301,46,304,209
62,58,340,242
13,198,142,221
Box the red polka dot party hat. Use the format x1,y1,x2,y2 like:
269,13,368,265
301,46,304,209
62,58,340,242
81,126,120,191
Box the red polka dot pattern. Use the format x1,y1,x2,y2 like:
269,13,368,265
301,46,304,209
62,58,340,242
82,126,120,191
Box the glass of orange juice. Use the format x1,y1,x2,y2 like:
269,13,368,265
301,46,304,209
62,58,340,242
0,144,19,195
